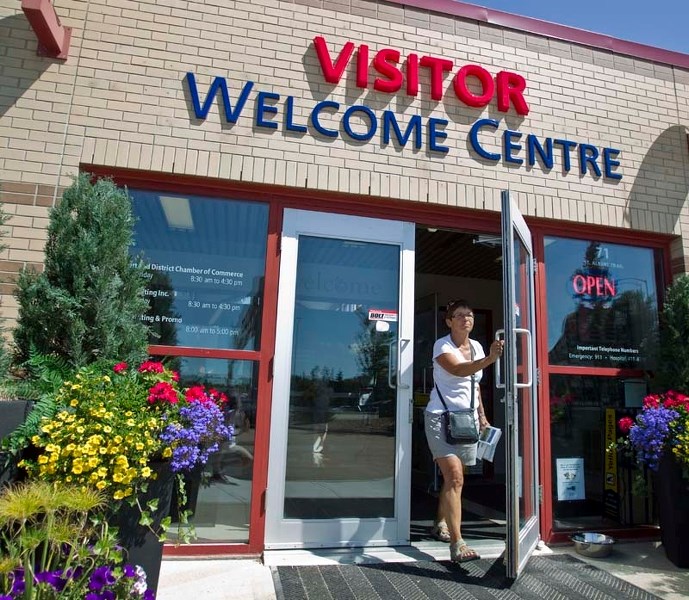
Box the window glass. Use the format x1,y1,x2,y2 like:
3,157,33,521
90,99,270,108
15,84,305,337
549,374,654,531
545,238,659,368
164,357,257,543
130,192,269,350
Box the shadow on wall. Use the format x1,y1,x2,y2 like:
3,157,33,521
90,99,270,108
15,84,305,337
0,13,54,121
626,125,689,233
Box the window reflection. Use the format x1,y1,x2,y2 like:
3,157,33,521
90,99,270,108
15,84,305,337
545,238,659,368
550,375,654,531
164,357,257,543
130,192,269,350
284,236,400,519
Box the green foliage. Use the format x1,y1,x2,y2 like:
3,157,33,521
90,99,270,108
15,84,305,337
1,350,74,458
0,481,153,599
13,174,150,369
0,205,12,381
657,274,689,394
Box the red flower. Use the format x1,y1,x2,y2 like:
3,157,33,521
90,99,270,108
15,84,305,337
663,390,689,409
642,394,661,409
113,362,128,374
618,416,634,434
139,360,165,374
185,385,207,403
148,381,179,404
208,388,228,404
172,371,180,382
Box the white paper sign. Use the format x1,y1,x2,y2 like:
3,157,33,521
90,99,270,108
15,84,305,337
556,457,585,501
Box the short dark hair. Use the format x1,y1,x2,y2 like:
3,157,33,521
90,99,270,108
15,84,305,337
445,299,472,317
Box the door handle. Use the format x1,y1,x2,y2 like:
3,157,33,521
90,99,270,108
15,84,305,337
515,328,532,388
398,338,410,389
495,329,533,388
495,329,505,389
388,339,396,390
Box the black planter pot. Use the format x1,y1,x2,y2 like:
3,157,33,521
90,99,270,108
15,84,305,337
110,461,175,594
0,399,34,440
655,453,689,568
0,400,35,490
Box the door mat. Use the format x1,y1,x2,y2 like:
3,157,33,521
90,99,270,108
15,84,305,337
272,553,659,600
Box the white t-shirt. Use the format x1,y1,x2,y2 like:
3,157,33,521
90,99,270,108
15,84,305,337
426,335,485,414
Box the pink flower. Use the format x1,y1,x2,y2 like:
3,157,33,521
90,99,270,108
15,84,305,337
172,371,180,382
139,360,165,374
148,381,179,404
113,362,128,374
618,416,634,434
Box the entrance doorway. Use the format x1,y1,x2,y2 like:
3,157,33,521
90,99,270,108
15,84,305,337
411,227,507,546
265,197,540,577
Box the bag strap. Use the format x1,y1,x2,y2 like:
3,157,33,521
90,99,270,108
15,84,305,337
435,341,477,410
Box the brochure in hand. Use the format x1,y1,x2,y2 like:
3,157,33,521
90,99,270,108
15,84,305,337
477,425,502,462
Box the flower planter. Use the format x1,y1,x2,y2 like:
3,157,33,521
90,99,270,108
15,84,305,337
655,453,689,568
0,399,34,489
0,399,34,440
110,460,175,595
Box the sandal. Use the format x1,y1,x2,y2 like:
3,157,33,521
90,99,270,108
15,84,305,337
450,540,480,563
430,522,451,543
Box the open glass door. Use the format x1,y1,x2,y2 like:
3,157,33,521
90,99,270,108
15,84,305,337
499,191,540,578
265,209,415,549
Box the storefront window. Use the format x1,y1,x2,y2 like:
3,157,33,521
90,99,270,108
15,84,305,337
165,357,257,543
545,237,659,369
130,192,269,350
550,374,654,531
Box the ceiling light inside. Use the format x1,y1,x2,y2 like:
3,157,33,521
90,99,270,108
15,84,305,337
160,195,194,230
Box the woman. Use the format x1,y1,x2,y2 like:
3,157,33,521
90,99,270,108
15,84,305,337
424,299,503,563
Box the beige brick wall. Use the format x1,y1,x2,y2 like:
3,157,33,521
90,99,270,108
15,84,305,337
1,0,689,318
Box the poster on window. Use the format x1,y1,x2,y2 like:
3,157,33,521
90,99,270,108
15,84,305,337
556,457,585,501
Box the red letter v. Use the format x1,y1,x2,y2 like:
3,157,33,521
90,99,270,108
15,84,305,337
313,36,355,84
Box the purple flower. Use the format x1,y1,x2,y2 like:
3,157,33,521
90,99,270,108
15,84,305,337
123,564,137,578
629,405,679,471
144,590,156,599
10,569,25,595
89,565,116,591
35,569,68,591
160,401,232,472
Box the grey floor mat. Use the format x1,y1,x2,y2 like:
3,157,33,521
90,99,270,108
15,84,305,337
272,554,660,600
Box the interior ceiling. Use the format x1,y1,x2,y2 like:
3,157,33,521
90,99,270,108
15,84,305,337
416,228,503,280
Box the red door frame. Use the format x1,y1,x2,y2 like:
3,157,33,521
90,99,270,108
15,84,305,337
85,165,674,551
529,220,673,544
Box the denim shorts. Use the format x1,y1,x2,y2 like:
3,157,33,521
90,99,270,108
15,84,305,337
424,411,478,466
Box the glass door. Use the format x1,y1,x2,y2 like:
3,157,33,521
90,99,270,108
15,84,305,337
499,191,540,578
265,209,415,549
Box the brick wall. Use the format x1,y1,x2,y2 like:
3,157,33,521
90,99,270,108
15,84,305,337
1,0,689,319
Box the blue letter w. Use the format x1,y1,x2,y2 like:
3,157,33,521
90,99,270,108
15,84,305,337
186,73,254,123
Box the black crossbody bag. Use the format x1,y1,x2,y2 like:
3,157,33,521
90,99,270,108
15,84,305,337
435,344,480,445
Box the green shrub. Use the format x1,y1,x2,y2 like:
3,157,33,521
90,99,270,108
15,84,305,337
13,174,150,369
657,274,689,394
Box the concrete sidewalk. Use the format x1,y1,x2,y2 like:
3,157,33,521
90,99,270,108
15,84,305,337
157,541,689,600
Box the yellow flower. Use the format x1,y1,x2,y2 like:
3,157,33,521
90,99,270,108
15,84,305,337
162,447,172,458
113,489,126,500
96,480,107,490
70,399,78,407
38,455,49,465
141,466,152,478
